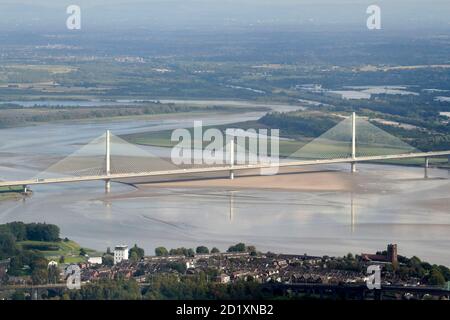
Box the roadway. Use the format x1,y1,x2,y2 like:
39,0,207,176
0,150,449,188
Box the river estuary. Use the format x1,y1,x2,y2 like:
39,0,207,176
0,102,449,265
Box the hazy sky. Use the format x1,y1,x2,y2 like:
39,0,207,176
0,0,449,32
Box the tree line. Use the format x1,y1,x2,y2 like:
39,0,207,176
154,243,255,257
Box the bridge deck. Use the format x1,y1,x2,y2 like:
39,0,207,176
0,150,449,188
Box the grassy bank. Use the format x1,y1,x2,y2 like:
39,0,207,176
0,186,25,193
0,186,26,201
18,240,101,264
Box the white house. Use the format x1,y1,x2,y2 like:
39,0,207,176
88,257,103,265
186,260,195,269
47,261,58,268
114,245,129,264
216,274,230,284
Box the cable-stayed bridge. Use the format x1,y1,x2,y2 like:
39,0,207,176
0,113,449,192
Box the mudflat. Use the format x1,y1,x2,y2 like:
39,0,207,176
113,166,365,195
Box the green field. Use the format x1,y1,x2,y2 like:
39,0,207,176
0,186,26,201
122,120,270,148
18,240,102,264
0,186,25,193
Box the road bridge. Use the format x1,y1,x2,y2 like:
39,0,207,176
0,113,449,192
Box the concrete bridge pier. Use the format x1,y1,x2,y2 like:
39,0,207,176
23,185,28,193
105,179,111,193
351,162,356,173
424,157,429,179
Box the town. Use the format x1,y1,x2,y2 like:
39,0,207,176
1,221,449,300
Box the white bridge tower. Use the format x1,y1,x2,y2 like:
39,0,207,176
351,112,357,173
105,130,111,193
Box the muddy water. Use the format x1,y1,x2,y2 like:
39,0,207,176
0,108,449,265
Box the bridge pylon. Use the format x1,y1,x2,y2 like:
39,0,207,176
229,135,235,180
105,130,111,193
351,112,357,173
